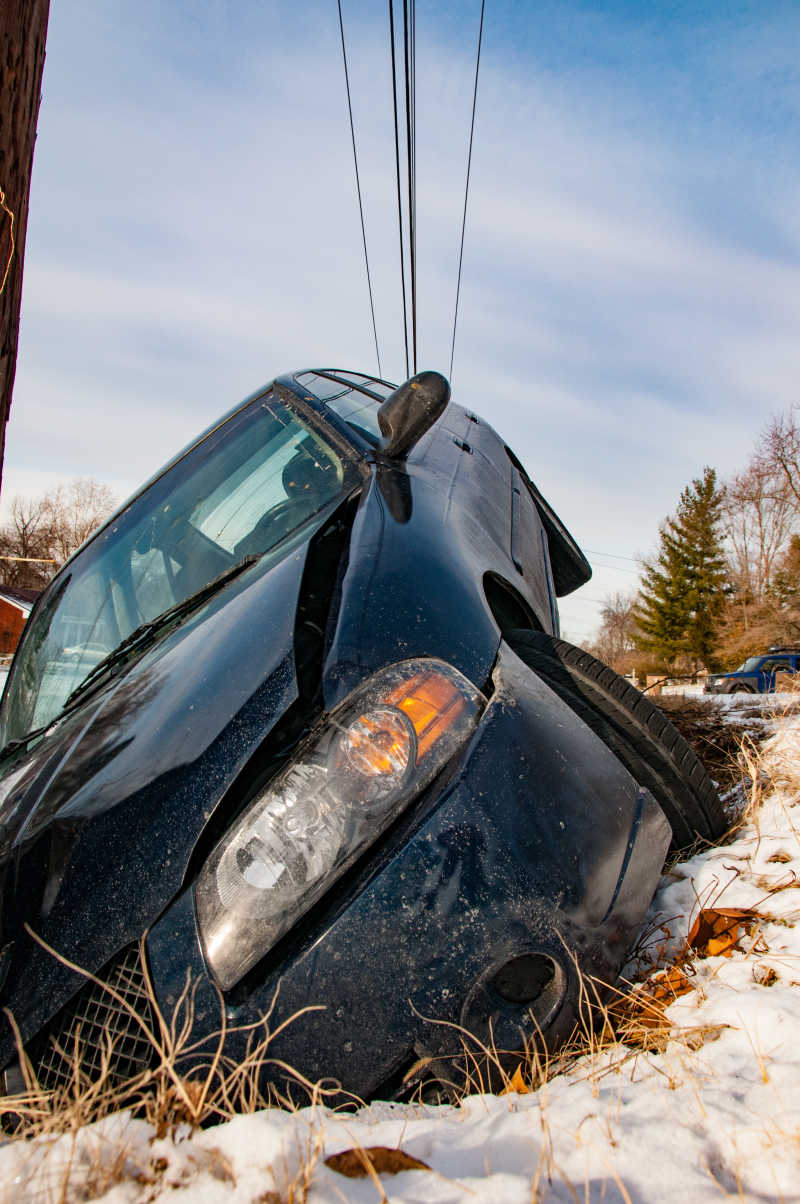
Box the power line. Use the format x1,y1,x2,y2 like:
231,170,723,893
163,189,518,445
589,562,640,576
411,0,417,371
337,0,382,377
565,595,621,605
388,0,409,378
585,549,640,563
402,0,417,373
450,0,485,384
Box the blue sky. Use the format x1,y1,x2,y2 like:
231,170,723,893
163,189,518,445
5,0,800,641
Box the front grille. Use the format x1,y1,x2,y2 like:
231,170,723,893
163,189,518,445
30,943,155,1094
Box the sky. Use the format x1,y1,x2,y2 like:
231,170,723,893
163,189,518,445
4,0,800,643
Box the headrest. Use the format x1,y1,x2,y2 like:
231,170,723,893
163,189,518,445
282,444,337,499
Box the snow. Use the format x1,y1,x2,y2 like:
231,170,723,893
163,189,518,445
659,682,706,696
3,707,800,1203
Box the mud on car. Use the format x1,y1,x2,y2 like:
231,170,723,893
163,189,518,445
0,369,727,1103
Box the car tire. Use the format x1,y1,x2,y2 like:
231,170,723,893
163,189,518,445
506,629,728,850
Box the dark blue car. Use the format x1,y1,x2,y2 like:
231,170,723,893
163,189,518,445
704,648,800,694
0,369,726,1105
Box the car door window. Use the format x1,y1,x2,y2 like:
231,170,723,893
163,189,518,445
296,372,391,444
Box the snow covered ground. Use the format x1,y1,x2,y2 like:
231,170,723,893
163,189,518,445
2,701,799,1203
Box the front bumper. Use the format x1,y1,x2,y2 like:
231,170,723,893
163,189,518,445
145,642,670,1100
704,676,757,694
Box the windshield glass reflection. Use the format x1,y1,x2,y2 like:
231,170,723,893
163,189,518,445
1,394,357,747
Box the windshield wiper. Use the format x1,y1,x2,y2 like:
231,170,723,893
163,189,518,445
0,557,259,767
0,719,63,765
63,555,259,711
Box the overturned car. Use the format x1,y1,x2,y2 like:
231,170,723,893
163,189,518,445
0,369,726,1102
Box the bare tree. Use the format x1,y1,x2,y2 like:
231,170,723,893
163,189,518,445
718,531,800,663
714,414,800,661
0,1,51,489
0,478,115,589
758,404,800,514
41,478,117,562
0,493,54,588
590,591,640,671
722,458,796,607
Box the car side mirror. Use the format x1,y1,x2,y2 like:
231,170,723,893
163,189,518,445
378,371,450,458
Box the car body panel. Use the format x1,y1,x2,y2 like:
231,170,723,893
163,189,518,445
145,643,670,1100
321,454,545,707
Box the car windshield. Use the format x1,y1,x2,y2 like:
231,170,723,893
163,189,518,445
736,657,762,673
1,392,358,748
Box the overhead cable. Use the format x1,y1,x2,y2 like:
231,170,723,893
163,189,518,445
411,0,417,370
388,0,410,378
589,562,640,576
585,549,640,563
337,0,382,377
450,0,486,383
403,0,418,373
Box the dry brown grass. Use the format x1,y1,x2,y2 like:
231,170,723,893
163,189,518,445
0,934,340,1202
1,929,334,1147
655,695,758,793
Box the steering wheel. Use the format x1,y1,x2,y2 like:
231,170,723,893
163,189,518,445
233,496,315,559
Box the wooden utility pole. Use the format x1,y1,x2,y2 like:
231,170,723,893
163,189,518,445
0,0,50,494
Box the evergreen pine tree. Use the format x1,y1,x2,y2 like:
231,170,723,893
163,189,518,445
635,467,729,671
679,466,729,667
635,521,692,671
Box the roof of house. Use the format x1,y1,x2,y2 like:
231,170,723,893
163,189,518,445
0,585,41,612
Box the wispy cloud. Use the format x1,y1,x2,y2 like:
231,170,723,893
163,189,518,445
6,1,800,641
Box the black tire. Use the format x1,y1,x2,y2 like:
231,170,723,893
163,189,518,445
506,630,728,849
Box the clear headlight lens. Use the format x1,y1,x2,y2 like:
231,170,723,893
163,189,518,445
195,659,484,989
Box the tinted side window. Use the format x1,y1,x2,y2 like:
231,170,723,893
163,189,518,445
323,391,384,444
325,371,396,398
295,373,385,444
762,658,791,673
295,372,351,401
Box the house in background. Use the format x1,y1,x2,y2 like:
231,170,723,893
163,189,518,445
0,586,40,656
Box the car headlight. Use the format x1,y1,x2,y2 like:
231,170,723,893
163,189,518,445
195,659,485,989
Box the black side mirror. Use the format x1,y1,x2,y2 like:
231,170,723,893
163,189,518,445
377,371,450,458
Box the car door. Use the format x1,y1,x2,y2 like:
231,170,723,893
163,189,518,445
772,656,797,692
759,657,792,691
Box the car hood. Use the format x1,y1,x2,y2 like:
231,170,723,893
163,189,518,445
0,540,311,1052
